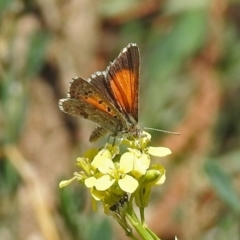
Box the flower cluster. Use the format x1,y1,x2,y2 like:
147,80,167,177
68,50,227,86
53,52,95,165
59,132,171,239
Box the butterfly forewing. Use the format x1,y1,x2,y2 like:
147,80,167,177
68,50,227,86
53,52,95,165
105,43,140,123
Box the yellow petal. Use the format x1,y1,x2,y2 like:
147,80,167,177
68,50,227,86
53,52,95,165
138,154,150,168
119,152,134,173
148,147,172,157
133,154,150,177
91,155,113,173
118,175,138,193
59,176,77,188
95,175,115,191
155,173,166,185
127,148,141,157
85,176,96,188
97,148,112,158
96,158,114,174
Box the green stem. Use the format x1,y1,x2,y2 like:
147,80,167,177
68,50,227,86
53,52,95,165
126,212,153,239
125,204,155,240
115,215,132,237
146,227,161,240
127,233,139,240
139,207,145,224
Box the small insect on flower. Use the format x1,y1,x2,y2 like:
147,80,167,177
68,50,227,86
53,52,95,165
109,194,129,213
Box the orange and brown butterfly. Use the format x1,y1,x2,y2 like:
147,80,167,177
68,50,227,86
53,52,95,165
59,43,141,142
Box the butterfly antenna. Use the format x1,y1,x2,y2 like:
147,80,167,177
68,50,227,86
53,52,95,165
144,127,180,135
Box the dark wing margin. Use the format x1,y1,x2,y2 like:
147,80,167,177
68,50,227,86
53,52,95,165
87,71,116,106
105,43,140,123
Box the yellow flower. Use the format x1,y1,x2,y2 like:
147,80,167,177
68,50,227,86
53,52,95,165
122,149,150,179
85,148,139,193
59,131,172,214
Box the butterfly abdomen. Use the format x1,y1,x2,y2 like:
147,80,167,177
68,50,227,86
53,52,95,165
89,126,108,142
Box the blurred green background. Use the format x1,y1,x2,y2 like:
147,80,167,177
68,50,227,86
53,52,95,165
0,0,240,239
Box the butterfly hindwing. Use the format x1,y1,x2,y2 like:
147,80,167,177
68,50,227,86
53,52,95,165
59,77,128,135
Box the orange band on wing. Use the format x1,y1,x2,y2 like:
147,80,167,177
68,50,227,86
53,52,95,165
82,96,115,116
109,69,136,114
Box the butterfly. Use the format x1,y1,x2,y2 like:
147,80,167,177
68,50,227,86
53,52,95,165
59,43,141,142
